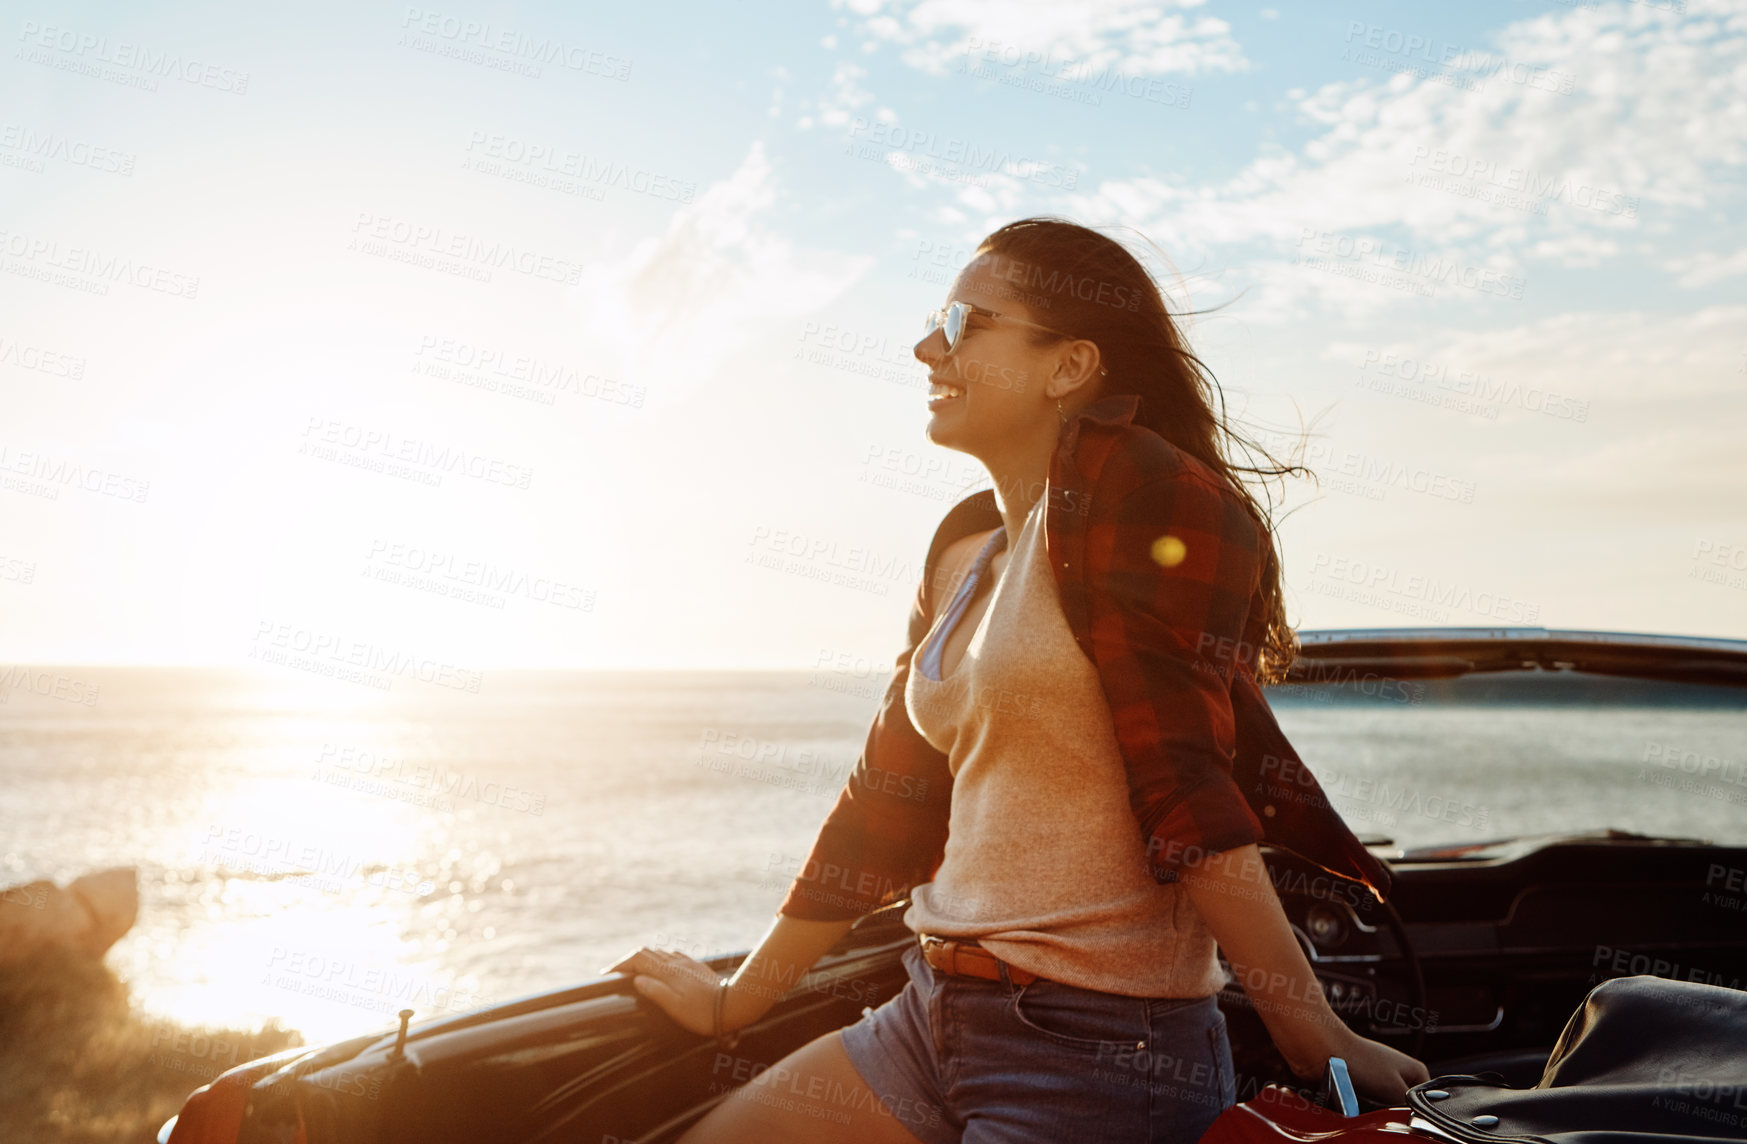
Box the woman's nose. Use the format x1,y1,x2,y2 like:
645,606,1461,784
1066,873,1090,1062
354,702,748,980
914,328,945,365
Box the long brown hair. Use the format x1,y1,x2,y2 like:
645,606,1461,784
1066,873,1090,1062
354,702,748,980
976,216,1307,684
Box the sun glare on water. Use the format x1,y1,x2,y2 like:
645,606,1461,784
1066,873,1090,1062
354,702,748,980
116,678,491,1045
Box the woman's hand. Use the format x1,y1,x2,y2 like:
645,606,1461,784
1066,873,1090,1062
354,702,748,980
602,947,722,1037
603,917,855,1043
1330,1032,1432,1106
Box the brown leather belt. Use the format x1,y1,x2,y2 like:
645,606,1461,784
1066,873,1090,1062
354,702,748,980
917,933,1041,986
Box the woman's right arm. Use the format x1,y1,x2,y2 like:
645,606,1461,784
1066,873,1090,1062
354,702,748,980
618,527,979,1033
775,554,961,923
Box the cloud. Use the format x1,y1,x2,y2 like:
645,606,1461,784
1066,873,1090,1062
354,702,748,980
795,59,883,129
829,0,1249,77
1053,0,1745,316
1481,414,1747,526
1326,303,1747,406
1665,247,1747,288
564,142,876,410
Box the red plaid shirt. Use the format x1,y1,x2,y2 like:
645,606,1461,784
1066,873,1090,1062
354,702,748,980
779,391,1393,921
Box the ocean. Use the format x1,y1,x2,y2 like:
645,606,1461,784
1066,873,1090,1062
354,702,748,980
3,666,1743,1046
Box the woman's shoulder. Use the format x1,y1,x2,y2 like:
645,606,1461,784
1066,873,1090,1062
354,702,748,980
938,527,998,569
931,529,998,610
1082,425,1269,592
1089,422,1245,506
924,488,1001,564
920,488,1003,613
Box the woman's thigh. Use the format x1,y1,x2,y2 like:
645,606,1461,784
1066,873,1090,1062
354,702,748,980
676,1029,933,1144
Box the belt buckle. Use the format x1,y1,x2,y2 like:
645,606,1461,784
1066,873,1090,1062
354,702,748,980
918,933,953,974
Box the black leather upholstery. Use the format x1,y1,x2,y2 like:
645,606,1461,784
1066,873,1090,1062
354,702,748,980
1405,975,1747,1144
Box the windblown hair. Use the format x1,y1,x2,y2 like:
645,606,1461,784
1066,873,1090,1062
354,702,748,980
976,216,1309,685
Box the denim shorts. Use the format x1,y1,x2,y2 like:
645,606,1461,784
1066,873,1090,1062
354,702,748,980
839,940,1237,1144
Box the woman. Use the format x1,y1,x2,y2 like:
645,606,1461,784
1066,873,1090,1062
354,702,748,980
613,217,1430,1142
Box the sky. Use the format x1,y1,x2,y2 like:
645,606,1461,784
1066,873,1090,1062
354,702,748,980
2,0,1744,671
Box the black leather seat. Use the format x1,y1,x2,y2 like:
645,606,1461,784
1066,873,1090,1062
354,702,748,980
1422,1048,1556,1092
1405,975,1747,1144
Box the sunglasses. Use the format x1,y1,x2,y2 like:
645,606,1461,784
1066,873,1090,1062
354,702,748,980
921,300,1080,354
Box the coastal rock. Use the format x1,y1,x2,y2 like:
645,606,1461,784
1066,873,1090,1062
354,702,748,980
0,867,138,967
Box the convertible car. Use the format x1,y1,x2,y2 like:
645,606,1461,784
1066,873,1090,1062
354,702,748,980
158,626,1747,1143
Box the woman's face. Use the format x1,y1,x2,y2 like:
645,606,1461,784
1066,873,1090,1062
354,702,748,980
911,252,1094,459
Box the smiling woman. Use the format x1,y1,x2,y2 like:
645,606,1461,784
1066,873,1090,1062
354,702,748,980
614,216,1428,1141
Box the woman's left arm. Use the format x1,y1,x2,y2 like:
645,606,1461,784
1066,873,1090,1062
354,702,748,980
1081,462,1428,1101
1180,843,1429,1104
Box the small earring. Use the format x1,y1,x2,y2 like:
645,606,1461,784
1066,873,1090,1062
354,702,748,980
1057,397,1067,426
